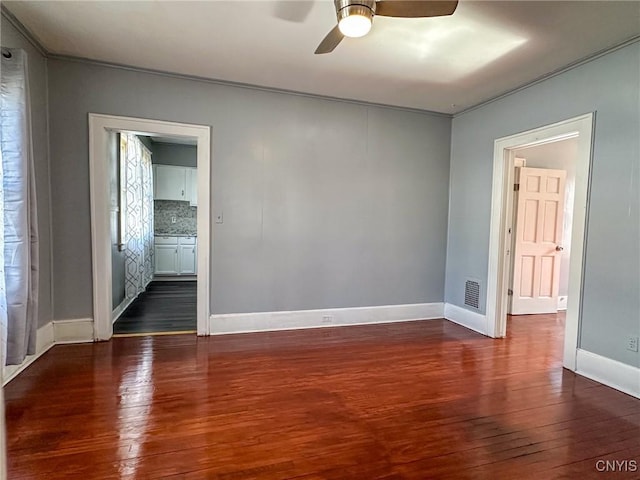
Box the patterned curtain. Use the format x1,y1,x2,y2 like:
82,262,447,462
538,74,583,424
120,133,154,301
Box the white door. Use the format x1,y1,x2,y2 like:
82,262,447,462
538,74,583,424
155,245,178,274
511,167,566,315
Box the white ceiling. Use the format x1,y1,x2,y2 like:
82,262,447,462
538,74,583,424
5,1,640,113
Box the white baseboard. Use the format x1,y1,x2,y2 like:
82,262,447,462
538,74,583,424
3,318,95,385
53,318,95,344
576,349,640,399
557,296,568,311
210,303,444,335
444,303,488,336
112,297,135,324
3,321,55,386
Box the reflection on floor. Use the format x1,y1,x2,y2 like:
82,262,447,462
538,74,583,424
6,313,639,478
113,280,196,334
507,311,567,333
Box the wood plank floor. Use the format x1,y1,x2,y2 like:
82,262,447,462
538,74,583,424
113,281,196,334
5,313,639,479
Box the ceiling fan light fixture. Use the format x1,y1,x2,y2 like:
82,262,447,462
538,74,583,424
337,4,374,38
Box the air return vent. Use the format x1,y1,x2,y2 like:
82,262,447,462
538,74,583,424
464,279,480,309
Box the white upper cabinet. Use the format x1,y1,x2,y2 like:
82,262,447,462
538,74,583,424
154,165,187,201
154,164,197,204
187,167,198,206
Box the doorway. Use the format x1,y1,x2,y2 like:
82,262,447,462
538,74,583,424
89,114,211,341
508,137,578,316
486,113,594,371
111,133,199,335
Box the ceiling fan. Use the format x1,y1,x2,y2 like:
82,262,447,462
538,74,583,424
315,0,459,54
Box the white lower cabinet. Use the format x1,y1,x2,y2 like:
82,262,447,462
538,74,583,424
155,244,179,274
178,245,197,274
154,236,197,275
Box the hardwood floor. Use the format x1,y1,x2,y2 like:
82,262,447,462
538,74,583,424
5,313,639,479
113,280,196,334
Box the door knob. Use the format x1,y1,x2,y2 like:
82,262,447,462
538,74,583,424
555,245,564,252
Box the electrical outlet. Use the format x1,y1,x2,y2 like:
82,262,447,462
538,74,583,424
322,315,333,324
626,336,639,352
171,215,177,224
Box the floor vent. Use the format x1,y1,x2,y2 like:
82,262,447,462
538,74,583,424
464,279,480,309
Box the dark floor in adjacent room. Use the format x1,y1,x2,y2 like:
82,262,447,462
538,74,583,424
6,313,639,479
113,280,196,334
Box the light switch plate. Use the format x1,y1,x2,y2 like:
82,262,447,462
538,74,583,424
215,211,223,224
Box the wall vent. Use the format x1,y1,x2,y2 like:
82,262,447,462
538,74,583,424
464,279,481,309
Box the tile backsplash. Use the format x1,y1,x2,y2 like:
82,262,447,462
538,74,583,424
155,200,197,235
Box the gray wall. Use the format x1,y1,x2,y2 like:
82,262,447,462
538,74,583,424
446,42,639,367
515,138,578,299
152,143,197,167
137,135,154,152
47,58,451,318
1,14,52,328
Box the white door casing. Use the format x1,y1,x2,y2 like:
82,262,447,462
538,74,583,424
486,113,594,371
506,157,526,314
511,167,566,314
89,114,211,340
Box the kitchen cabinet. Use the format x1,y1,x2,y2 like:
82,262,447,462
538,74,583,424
179,245,197,274
178,235,196,274
187,168,198,206
154,235,197,275
153,165,197,204
154,165,187,201
155,244,179,274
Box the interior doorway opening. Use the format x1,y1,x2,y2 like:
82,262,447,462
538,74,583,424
111,132,199,336
507,137,578,317
486,113,594,371
89,114,211,341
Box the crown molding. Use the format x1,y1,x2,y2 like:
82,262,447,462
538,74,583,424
454,35,640,117
3,4,638,120
47,52,452,118
1,5,49,57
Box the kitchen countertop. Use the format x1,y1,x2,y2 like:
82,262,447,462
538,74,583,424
155,233,197,237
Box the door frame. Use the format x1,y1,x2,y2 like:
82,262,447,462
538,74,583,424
486,113,594,370
89,114,211,340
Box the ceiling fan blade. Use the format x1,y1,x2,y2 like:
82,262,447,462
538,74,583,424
315,25,344,54
375,0,458,18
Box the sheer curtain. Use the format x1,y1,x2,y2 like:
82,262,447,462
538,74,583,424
0,48,39,366
120,133,154,302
